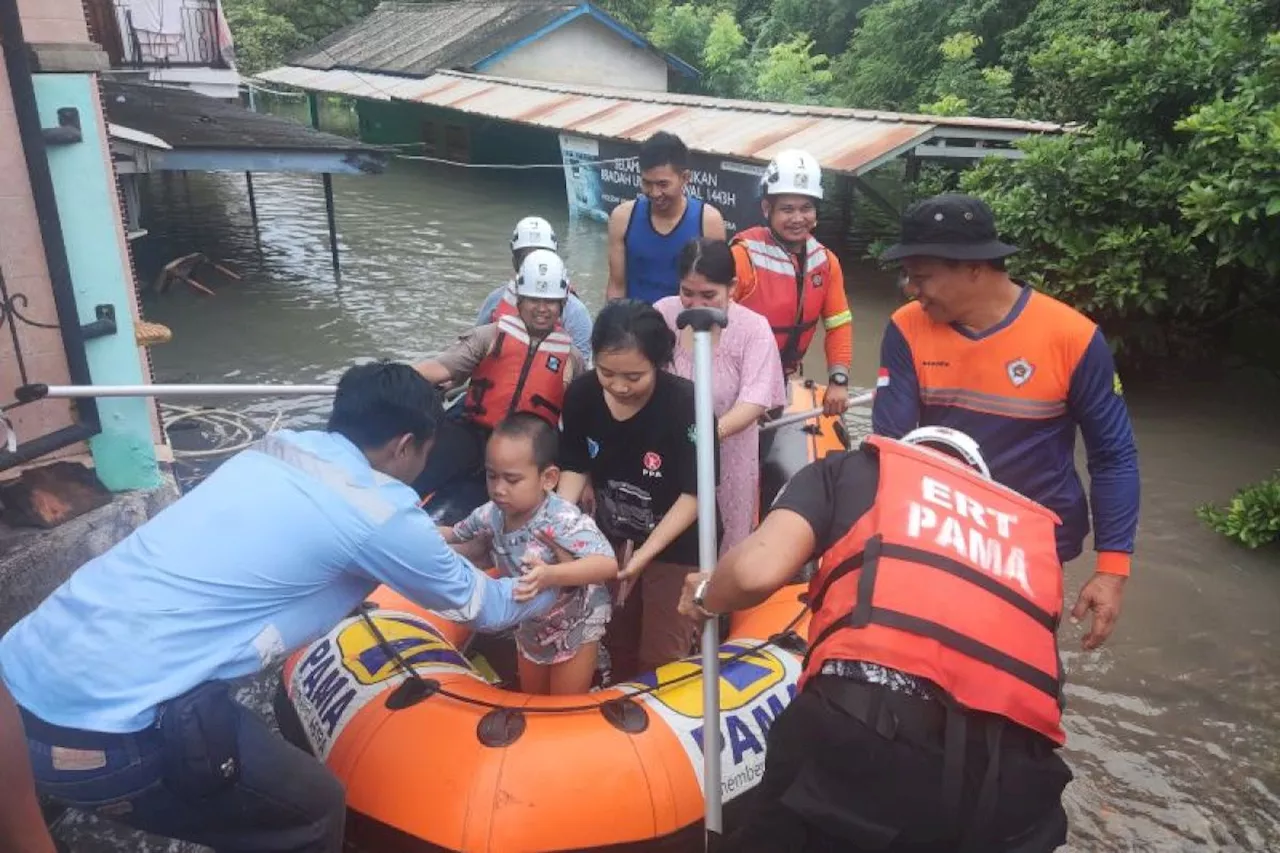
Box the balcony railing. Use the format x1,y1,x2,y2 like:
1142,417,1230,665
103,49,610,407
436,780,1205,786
92,0,231,70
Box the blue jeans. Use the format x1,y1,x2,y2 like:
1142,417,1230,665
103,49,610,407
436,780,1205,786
20,690,344,852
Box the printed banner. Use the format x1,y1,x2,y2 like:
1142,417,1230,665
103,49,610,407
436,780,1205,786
287,610,484,759
559,134,766,236
618,640,803,805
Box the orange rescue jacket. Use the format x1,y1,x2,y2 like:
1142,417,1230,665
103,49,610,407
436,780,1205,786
731,226,831,370
802,435,1067,744
463,314,573,430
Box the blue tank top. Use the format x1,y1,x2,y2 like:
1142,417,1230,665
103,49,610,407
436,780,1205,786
623,195,705,305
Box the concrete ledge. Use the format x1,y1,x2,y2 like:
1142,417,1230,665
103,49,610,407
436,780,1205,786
0,471,180,633
27,42,111,73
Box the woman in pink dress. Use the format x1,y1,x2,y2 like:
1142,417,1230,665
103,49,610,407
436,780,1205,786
655,239,787,555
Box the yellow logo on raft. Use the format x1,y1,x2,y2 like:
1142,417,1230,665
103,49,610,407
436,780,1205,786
336,614,471,685
622,643,789,719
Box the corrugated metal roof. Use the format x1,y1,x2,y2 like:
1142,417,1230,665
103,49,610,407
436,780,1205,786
102,81,378,154
258,67,1063,175
291,2,578,76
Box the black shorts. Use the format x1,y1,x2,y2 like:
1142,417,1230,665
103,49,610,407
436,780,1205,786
724,675,1072,853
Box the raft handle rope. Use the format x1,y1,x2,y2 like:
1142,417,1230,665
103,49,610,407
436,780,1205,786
357,601,809,725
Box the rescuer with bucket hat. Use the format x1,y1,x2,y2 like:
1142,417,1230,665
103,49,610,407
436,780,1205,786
872,191,1139,654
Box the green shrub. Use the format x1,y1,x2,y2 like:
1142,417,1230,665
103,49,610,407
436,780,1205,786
1196,472,1280,548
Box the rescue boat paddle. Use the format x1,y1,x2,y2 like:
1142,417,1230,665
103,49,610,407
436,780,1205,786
757,390,875,433
14,381,470,403
676,305,729,850
14,382,336,401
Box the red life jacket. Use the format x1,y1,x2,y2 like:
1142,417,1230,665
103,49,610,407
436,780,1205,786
463,315,573,430
732,226,830,370
802,435,1067,744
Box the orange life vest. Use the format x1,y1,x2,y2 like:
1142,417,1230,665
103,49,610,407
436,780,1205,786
732,226,830,370
802,435,1067,744
463,315,573,430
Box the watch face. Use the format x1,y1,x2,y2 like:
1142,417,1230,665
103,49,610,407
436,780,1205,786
831,374,848,386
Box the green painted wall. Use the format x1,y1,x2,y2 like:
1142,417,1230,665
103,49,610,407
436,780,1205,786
354,99,562,167
33,74,161,492
356,98,430,146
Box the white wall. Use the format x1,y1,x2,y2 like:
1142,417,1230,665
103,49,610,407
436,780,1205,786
483,15,670,92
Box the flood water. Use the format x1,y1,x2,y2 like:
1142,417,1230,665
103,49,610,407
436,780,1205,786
57,143,1280,851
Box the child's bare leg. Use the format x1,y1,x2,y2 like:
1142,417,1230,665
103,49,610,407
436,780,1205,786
548,642,599,695
518,652,551,695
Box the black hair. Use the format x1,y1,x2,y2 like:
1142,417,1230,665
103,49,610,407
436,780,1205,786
678,238,735,287
492,413,559,471
327,361,442,449
638,131,689,172
591,299,676,369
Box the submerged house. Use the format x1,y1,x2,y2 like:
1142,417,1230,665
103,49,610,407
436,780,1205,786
274,1,699,157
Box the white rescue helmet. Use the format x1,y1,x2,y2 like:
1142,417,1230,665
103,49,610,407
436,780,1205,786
510,216,558,253
514,249,570,301
900,425,992,480
761,149,824,200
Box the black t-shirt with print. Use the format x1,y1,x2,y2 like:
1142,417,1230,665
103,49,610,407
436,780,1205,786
560,370,720,567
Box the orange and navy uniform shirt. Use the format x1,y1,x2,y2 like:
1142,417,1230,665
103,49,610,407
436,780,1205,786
871,285,1139,574
730,242,854,373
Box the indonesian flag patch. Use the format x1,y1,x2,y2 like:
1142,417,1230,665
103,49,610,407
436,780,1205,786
877,368,890,388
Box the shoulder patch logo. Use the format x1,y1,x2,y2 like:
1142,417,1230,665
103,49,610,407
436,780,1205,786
1006,358,1034,388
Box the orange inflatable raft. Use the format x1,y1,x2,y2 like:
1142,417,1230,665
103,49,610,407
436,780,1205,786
274,379,850,852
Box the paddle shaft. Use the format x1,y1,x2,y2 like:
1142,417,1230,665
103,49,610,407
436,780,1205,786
19,383,336,400
692,326,722,839
757,390,874,433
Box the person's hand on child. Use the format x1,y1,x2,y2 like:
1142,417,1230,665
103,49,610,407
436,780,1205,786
515,554,559,602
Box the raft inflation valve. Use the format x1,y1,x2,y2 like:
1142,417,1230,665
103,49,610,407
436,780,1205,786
600,698,649,734
477,708,526,747
386,678,439,710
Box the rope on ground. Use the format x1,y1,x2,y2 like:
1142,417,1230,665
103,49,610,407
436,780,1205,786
160,404,285,460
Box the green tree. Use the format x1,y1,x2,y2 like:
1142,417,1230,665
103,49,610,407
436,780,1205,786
753,34,833,103
647,0,722,71
223,0,309,75
919,32,1015,117
829,0,955,110
701,10,751,98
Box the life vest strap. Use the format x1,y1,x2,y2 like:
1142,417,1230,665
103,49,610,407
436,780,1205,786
869,542,1058,632
865,608,1061,699
529,394,562,418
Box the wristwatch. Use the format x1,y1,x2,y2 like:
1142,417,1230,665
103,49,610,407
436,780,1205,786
829,371,849,387
692,578,716,617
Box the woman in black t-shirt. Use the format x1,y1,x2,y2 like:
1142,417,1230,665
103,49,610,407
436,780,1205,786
559,300,720,681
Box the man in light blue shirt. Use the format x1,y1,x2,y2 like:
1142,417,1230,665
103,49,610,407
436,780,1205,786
0,361,550,852
475,214,594,365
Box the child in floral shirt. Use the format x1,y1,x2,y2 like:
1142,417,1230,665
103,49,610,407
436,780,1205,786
441,414,617,695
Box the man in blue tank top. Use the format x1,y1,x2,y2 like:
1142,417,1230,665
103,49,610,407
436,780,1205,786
607,131,726,304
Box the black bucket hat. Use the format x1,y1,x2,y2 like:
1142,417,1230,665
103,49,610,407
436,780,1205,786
881,193,1018,262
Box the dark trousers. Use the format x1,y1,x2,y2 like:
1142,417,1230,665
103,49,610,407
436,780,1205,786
21,691,344,853
725,675,1072,853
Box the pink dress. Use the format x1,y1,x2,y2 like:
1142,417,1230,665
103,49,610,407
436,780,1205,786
655,298,787,554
